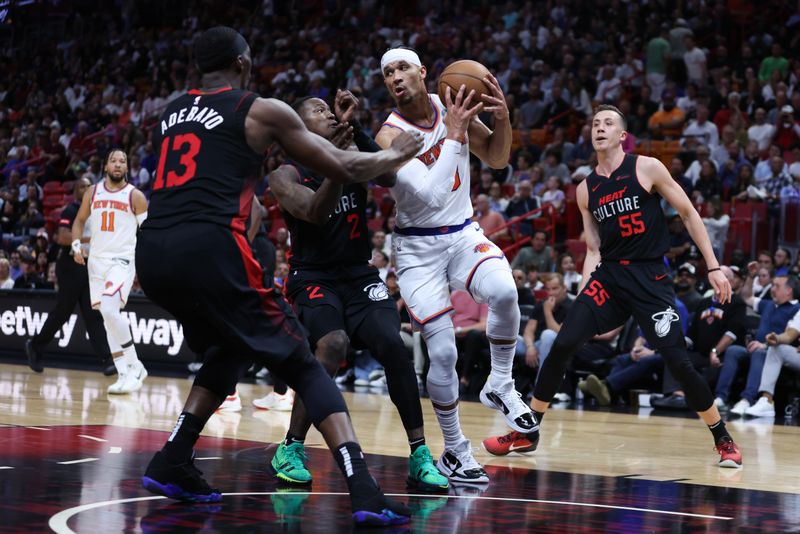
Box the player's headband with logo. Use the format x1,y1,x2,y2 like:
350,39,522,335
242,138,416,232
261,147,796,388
195,27,249,73
380,48,422,73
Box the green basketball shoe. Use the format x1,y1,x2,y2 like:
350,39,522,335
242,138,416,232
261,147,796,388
407,445,449,491
270,442,312,485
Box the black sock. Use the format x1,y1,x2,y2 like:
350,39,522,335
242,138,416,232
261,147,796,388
708,419,731,444
409,437,425,454
284,432,305,446
533,410,545,424
162,412,204,464
332,442,378,506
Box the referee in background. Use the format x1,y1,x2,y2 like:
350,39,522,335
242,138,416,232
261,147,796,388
25,177,114,374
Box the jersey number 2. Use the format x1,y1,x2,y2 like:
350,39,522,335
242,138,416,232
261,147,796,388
153,133,201,190
347,213,361,239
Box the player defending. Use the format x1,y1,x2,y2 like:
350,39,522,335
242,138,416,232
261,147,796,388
375,48,536,484
72,149,148,394
483,105,742,468
137,27,423,526
267,92,448,491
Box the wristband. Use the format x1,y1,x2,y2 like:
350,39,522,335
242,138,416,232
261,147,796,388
707,267,721,273
71,239,82,255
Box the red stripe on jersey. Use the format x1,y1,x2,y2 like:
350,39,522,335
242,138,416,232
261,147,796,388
230,231,305,342
234,91,254,112
231,179,256,234
188,87,233,95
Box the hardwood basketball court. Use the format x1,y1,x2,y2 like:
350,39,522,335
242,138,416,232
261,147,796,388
1,362,798,532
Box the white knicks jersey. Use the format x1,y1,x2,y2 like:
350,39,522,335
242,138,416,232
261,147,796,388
383,94,472,228
88,182,138,259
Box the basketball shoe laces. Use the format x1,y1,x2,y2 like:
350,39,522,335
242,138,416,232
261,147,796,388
283,443,309,471
715,437,737,456
497,432,519,445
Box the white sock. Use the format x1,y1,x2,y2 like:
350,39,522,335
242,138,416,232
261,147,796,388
433,404,466,451
488,342,515,389
122,342,139,364
114,348,136,371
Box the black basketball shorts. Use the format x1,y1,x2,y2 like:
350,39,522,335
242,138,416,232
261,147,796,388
285,264,397,347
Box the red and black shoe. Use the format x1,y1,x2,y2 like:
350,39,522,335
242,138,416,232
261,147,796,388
482,431,539,456
715,436,743,468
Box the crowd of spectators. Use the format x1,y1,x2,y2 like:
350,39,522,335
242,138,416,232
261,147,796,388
0,1,799,415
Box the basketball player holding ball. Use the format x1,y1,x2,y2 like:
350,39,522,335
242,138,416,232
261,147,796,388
375,48,537,484
483,105,743,469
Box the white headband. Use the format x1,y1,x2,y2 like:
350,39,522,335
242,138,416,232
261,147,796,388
380,48,421,72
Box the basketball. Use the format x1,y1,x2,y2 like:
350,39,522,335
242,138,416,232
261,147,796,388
437,59,492,105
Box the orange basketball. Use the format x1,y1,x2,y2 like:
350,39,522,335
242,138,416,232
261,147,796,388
437,60,492,105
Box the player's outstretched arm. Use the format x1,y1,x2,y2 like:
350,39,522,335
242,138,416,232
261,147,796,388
576,180,600,292
269,164,343,226
70,184,94,265
246,98,421,185
642,156,731,304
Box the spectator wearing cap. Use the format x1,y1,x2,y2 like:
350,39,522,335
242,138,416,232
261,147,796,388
729,266,746,296
12,253,49,289
647,90,685,140
676,262,703,313
773,105,800,153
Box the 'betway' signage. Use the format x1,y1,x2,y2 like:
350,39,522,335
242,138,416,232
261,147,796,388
0,290,193,363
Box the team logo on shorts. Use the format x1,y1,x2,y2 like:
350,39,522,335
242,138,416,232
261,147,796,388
651,306,680,338
473,242,493,254
364,282,389,301
105,281,113,289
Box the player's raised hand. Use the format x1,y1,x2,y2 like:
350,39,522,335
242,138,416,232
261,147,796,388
389,130,423,161
334,89,358,124
443,84,483,143
708,269,731,304
481,72,509,120
329,122,354,150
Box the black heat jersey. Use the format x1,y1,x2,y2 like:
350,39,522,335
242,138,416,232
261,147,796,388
282,163,370,269
146,88,263,234
585,154,669,261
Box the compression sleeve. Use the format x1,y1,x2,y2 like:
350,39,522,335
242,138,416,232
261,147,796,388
394,139,462,210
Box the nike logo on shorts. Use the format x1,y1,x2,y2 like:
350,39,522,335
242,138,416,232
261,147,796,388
655,274,669,281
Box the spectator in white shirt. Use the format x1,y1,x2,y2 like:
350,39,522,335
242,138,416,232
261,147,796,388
683,36,707,86
594,65,621,103
681,106,719,149
747,108,776,152
702,197,730,261
685,144,718,185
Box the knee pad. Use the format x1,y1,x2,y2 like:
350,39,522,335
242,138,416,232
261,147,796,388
274,344,348,426
473,267,519,341
315,330,349,375
422,324,459,404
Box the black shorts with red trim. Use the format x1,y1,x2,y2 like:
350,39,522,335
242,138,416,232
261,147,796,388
285,264,397,348
135,223,306,363
576,259,684,350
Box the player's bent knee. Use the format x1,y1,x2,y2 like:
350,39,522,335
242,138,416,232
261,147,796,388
194,353,247,399
315,330,349,375
276,345,348,425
